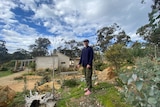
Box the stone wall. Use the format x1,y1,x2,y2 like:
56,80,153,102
36,56,58,70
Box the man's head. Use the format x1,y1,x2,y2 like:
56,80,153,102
83,39,89,47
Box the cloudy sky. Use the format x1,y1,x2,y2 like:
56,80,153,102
0,0,152,53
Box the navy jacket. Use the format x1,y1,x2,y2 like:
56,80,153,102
79,46,94,67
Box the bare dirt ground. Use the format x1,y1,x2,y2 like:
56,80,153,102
0,71,42,92
0,67,116,92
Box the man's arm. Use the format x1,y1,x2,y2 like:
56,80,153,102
88,47,94,66
79,49,83,65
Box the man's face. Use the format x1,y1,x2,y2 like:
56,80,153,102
83,42,89,47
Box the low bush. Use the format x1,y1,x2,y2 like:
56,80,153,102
28,62,36,71
0,67,8,71
0,61,15,71
94,61,108,71
63,79,80,88
45,68,52,72
119,57,160,107
14,76,23,80
8,92,25,107
22,72,36,76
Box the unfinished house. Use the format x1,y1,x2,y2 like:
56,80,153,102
35,52,70,70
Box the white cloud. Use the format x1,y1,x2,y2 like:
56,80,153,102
18,0,37,11
0,0,17,24
129,33,145,42
0,28,38,53
0,0,153,53
34,4,56,19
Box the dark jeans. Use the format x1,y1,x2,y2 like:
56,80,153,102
83,67,92,91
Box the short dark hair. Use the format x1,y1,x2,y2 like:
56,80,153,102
83,39,89,42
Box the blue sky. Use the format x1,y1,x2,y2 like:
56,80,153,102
0,0,152,53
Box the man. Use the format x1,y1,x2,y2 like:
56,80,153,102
78,39,94,95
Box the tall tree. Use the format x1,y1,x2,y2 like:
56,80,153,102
29,37,51,57
141,0,160,27
137,0,160,46
0,40,10,64
12,49,31,60
0,40,7,55
57,40,83,58
97,23,131,52
105,44,132,71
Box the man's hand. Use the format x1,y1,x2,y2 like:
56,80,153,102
77,64,80,68
87,64,91,69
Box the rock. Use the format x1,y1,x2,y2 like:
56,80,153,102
94,81,99,86
127,66,132,70
0,86,16,107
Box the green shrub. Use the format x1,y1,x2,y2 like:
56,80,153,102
94,61,108,71
119,57,160,107
14,76,23,80
2,61,15,69
45,68,52,72
8,92,25,107
22,72,35,76
37,75,52,86
99,63,108,71
28,62,36,71
0,61,15,72
61,67,67,72
0,67,8,71
105,44,134,72
63,79,80,88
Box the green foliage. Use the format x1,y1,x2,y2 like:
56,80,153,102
0,67,8,71
96,88,131,107
28,62,36,71
12,49,31,60
57,39,83,58
45,68,52,72
14,76,23,80
42,75,51,82
56,82,84,107
97,23,131,52
0,60,15,72
99,63,108,71
94,61,108,71
105,44,133,71
29,37,51,57
63,79,80,88
36,69,52,85
57,82,131,107
22,72,36,76
3,60,15,67
37,69,52,76
0,70,12,77
138,0,160,46
130,42,147,58
0,40,10,64
8,92,25,107
23,76,28,95
92,83,131,107
119,57,160,107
